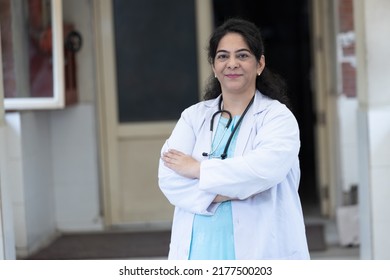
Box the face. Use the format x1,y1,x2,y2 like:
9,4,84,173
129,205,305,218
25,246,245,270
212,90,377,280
212,32,265,96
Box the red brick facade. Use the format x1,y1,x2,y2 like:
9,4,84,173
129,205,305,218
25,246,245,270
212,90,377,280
338,0,356,98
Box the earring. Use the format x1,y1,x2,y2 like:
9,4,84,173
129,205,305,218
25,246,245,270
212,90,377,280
257,73,261,76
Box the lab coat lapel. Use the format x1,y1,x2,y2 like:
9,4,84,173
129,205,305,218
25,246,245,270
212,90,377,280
234,107,255,156
234,91,265,156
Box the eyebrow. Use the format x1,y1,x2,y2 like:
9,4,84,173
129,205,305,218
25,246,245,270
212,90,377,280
216,48,252,54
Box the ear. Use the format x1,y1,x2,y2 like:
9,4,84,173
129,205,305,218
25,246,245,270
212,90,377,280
257,55,266,76
211,65,217,78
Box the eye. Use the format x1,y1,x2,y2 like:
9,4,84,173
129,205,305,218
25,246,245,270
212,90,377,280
237,52,250,60
216,53,229,61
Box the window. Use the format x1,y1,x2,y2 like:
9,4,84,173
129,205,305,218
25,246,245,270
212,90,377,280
113,0,199,122
0,0,65,110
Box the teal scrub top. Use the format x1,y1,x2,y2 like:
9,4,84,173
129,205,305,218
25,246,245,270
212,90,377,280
189,116,241,260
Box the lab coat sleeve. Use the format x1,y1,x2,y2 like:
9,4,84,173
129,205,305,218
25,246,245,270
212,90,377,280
158,108,218,215
198,103,300,200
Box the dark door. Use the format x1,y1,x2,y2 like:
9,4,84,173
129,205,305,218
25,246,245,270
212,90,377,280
213,0,318,208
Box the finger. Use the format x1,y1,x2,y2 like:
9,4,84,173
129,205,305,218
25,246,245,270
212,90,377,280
168,149,185,156
163,151,178,159
162,154,173,163
162,152,180,164
162,151,173,160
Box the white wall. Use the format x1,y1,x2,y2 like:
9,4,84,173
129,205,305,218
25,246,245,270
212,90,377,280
50,105,102,231
5,112,56,258
4,0,102,257
355,0,390,259
20,112,57,255
357,107,390,259
0,131,6,259
7,104,102,257
337,96,358,196
5,113,28,257
52,0,102,232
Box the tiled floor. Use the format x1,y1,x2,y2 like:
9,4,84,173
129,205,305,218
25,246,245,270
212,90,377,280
27,203,360,260
310,245,359,260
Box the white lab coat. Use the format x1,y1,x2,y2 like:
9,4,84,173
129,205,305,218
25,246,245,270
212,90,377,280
158,91,310,259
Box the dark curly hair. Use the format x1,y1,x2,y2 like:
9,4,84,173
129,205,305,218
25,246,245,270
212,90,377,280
203,18,291,110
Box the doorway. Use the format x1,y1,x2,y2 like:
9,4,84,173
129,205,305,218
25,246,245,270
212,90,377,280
95,0,201,226
212,0,319,208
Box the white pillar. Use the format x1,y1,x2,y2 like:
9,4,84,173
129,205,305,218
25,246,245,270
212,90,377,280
354,0,390,259
0,27,16,259
0,60,5,260
0,126,16,260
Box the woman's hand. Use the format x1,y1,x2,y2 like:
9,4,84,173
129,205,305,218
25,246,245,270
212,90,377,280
213,195,232,203
162,149,200,179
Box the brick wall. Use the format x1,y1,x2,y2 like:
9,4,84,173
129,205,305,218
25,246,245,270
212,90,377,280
338,0,356,97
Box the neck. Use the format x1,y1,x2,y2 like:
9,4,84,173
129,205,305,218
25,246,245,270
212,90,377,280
221,91,256,116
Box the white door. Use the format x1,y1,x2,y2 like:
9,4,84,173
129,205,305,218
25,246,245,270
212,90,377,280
94,0,212,226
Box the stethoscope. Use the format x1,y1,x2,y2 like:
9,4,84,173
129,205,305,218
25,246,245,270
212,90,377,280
202,95,255,159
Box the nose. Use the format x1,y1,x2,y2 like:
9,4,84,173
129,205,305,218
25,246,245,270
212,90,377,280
227,57,239,69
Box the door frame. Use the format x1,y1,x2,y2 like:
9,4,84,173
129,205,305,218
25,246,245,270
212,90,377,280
310,0,340,217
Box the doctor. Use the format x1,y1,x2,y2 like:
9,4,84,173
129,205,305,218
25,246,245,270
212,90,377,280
159,18,309,260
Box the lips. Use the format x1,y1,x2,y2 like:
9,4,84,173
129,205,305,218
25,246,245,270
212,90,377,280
225,74,242,78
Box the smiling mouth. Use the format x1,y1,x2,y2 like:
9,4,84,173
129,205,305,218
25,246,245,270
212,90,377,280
225,74,242,78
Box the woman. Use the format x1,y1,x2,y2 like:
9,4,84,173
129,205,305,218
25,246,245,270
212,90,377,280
158,18,309,260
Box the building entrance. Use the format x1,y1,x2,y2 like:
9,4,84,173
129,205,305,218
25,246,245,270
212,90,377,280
213,0,318,207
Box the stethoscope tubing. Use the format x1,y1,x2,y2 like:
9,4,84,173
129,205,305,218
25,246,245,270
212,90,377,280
203,95,255,159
